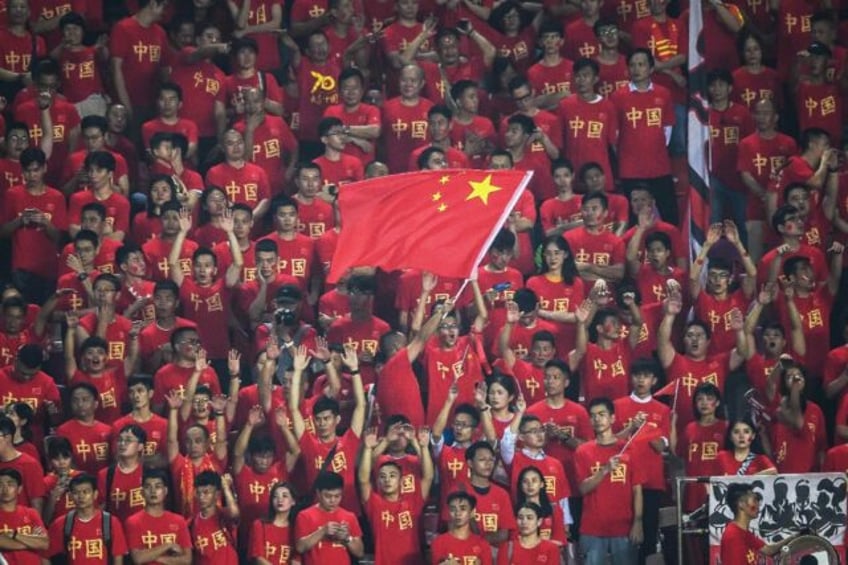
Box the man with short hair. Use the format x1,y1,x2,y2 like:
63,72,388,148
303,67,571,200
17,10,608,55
380,64,433,173
205,129,271,221
576,397,644,565
720,483,797,564
0,345,61,449
67,151,130,241
190,471,239,565
323,67,382,162
62,115,130,196
294,471,364,564
292,163,335,238
407,105,470,170
97,424,147,523
259,197,319,302
449,80,497,169
111,380,168,463
124,469,192,564
0,415,46,514
564,192,626,283
56,383,114,475
0,147,67,302
314,117,365,187
141,83,199,161
430,491,493,564
74,273,133,369
0,468,49,563
47,473,128,565
137,280,197,372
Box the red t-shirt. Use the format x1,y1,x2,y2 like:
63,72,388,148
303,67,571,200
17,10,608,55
58,239,119,278
596,55,629,99
613,396,671,491
777,285,834,377
223,71,285,119
364,493,424,565
0,28,45,74
55,419,112,475
526,399,591,493
564,227,625,280
109,17,169,108
293,197,335,240
178,277,233,358
190,512,238,565
205,161,271,209
323,103,382,162
232,0,284,70
525,275,585,355
666,352,731,429
582,341,633,402
575,439,644,537
48,510,128,565
43,471,80,519
2,185,68,278
141,118,199,153
110,414,168,459
610,83,674,179
679,419,728,511
736,131,798,220
58,46,105,103
380,97,434,173
770,400,826,473
137,317,197,367
716,451,775,475
450,115,497,170
124,510,192,563
293,57,341,142
248,519,294,564
0,453,45,508
824,345,848,405
97,463,144,522
327,315,390,386
430,531,493,565
564,19,599,61
299,428,362,513
0,368,61,442
0,329,37,369
731,67,782,111
527,58,574,99
796,81,842,143
142,236,198,282
152,362,222,406
558,95,618,189
170,48,226,138
234,115,297,195
0,505,46,565
693,289,748,355
496,538,562,565
376,348,426,428
756,244,827,289
68,189,130,235
423,336,485,426
77,313,132,369
720,522,765,565
539,195,582,234
293,503,363,565
313,154,364,186
709,103,754,190
69,368,127,423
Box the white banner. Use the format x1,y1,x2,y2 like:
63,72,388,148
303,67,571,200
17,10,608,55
708,473,847,551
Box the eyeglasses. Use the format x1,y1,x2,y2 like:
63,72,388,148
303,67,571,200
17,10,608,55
177,338,201,346
439,324,459,330
452,421,473,429
598,28,618,36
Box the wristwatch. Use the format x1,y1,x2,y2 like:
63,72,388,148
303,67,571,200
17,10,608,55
344,535,353,545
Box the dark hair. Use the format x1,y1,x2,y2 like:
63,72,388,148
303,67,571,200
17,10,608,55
338,67,365,86
778,360,808,411
247,433,276,456
455,403,481,428
69,473,98,491
159,82,183,101
266,482,296,521
782,182,810,204
318,116,344,138
20,148,47,168
313,396,341,418
232,36,260,55
81,202,107,221
513,288,538,312
256,239,279,256
515,466,554,517
59,11,87,30
582,191,609,210
142,467,170,486
465,440,496,461
147,174,179,217
68,382,99,402
417,146,446,170
17,344,44,370
487,373,518,406
450,79,478,102
153,279,179,298
593,18,618,37
0,468,22,485
194,470,221,489
46,436,73,459
116,243,143,267
81,115,109,134
489,1,530,33
170,326,199,349
192,246,217,266
7,402,34,441
270,195,299,217
198,186,228,225
127,376,154,391
628,47,655,67
724,417,766,453
706,68,733,87
539,235,579,284
80,336,108,355
545,359,571,380
74,229,100,249
686,319,713,341
645,231,672,251
93,273,121,293
630,357,661,380
550,157,574,175
799,128,830,152
428,104,453,121
314,471,344,491
531,330,556,348
118,424,147,445
771,204,801,233
490,150,513,166
491,228,516,252
588,397,615,415
0,417,15,437
506,113,536,135
783,256,811,279
573,57,600,76
726,482,755,514
446,490,477,508
736,28,765,64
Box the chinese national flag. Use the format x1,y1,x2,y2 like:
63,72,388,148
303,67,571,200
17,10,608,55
328,169,533,283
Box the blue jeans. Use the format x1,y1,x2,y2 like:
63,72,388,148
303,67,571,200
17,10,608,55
581,535,637,565
709,174,748,246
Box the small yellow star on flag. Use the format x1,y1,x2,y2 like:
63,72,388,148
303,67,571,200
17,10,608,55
439,175,451,185
466,174,502,205
432,192,442,201
438,203,448,213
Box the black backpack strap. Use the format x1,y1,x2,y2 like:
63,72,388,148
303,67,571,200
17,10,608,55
102,511,112,563
63,510,76,551
104,464,117,512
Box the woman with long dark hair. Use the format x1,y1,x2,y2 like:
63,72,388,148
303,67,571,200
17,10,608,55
497,502,563,564
717,417,776,475
515,466,568,547
131,174,180,243
248,482,297,565
769,360,826,473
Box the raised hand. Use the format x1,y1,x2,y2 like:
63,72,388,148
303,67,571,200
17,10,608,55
574,300,593,324
165,390,183,410
723,220,741,245
515,393,526,414
637,207,655,230
247,405,265,427
828,241,845,255
178,207,193,233
65,311,80,329
66,253,84,274
728,308,744,331
310,336,331,362
621,291,636,307
195,348,208,372
341,344,359,372
364,426,379,449
417,426,431,446
505,300,521,324
210,394,228,413
422,271,438,293
292,344,312,371
273,406,290,429
219,207,235,233
227,349,241,376
757,283,776,305
663,294,682,316
266,340,282,361
705,223,722,246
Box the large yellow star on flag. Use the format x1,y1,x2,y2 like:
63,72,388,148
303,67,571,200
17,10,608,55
465,174,502,205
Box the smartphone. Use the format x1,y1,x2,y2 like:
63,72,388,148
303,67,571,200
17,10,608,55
492,282,512,292
457,19,471,32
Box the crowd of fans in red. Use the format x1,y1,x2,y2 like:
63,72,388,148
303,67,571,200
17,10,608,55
0,0,847,564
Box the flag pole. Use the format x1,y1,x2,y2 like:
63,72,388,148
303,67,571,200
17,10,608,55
671,378,681,414
617,421,646,458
